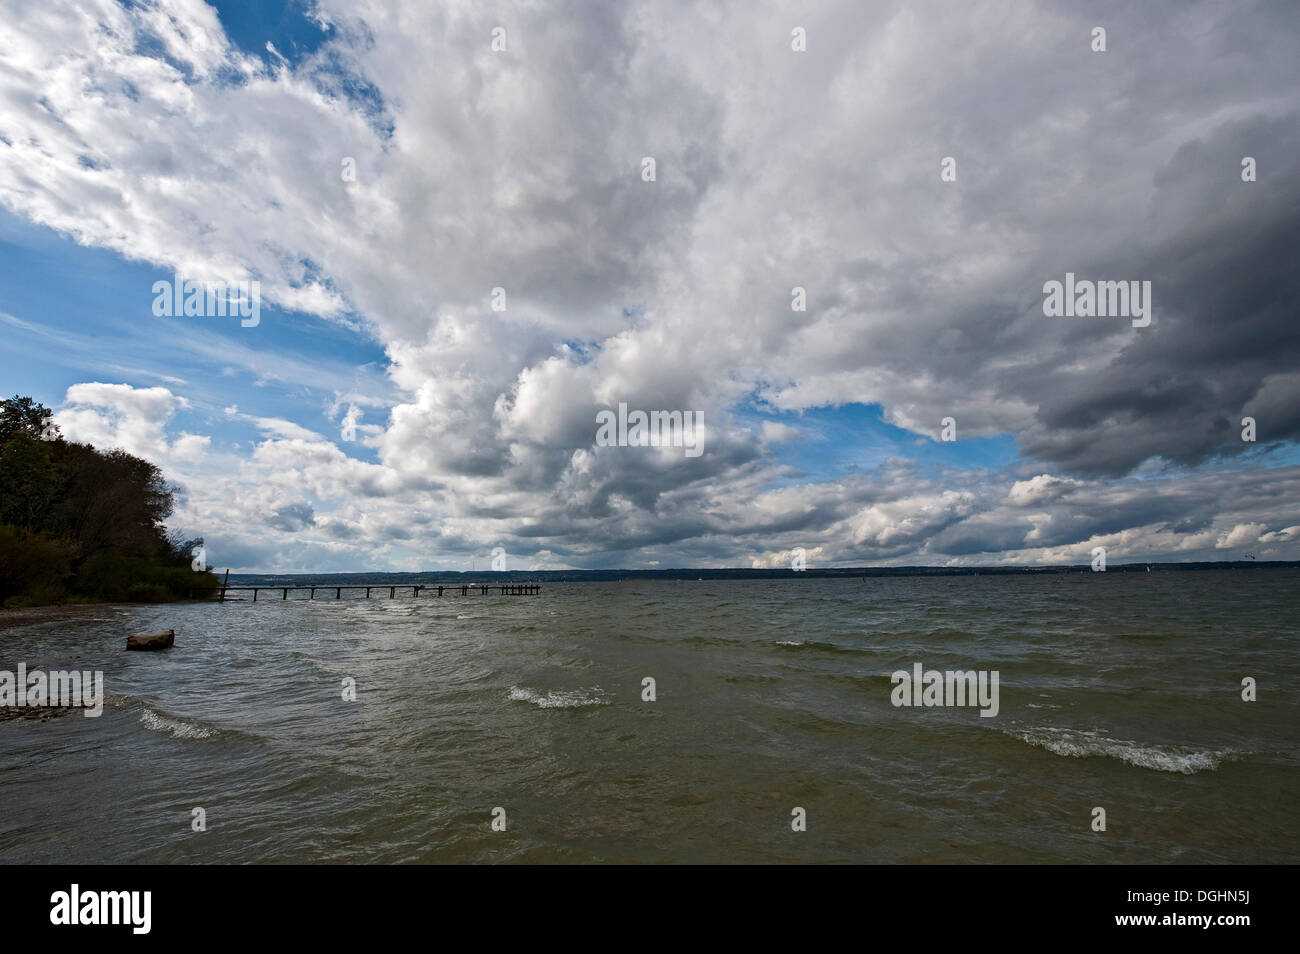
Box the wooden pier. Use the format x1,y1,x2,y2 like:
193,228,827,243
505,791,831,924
190,579,540,602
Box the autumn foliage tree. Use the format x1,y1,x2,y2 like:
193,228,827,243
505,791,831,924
0,394,215,606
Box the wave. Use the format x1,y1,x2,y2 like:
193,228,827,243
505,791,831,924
772,639,870,655
507,686,608,709
139,708,218,740
1003,726,1234,774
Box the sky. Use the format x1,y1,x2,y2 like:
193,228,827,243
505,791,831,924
1,0,1298,573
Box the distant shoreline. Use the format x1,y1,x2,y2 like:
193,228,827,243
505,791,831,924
5,564,1290,624
222,561,1300,585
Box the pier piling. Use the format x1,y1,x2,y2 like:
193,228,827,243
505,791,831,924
197,581,539,602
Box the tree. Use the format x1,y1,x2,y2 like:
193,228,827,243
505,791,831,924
0,394,57,444
0,393,215,606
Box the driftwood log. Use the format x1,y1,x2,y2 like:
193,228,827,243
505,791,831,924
126,629,174,651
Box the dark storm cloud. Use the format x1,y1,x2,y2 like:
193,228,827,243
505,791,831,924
1016,112,1300,475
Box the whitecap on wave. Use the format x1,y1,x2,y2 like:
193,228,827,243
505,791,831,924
139,708,216,740
507,686,608,709
1004,725,1232,774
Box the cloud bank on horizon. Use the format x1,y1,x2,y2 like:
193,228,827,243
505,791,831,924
1,0,1297,572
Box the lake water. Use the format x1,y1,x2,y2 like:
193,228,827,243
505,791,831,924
2,571,1296,863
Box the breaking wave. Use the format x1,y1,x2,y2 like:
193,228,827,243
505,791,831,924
139,708,217,740
1004,726,1233,774
507,686,608,709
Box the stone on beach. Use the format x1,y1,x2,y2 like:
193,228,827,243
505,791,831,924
125,629,174,651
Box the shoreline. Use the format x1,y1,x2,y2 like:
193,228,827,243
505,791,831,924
0,603,121,632
0,602,138,632
1,598,220,632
